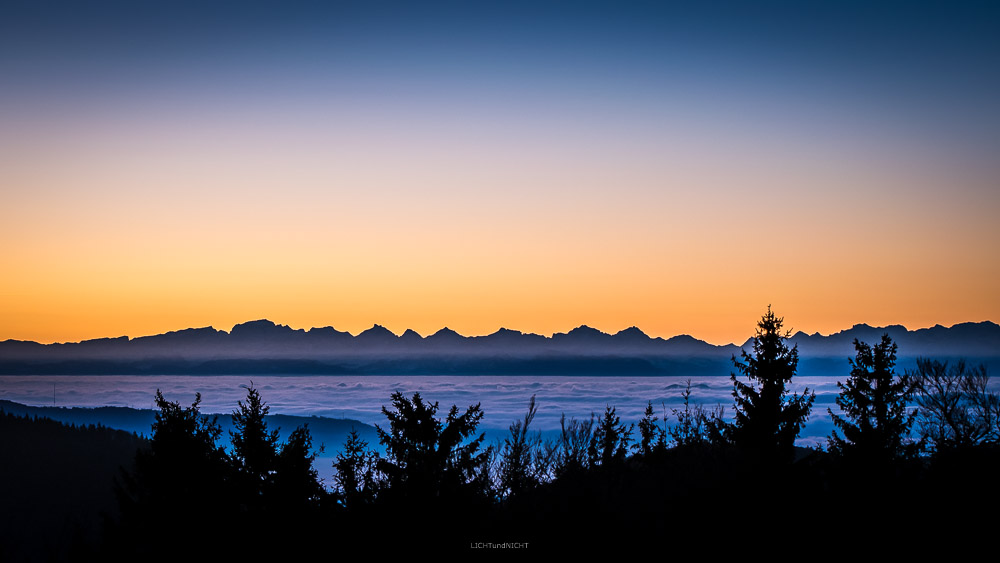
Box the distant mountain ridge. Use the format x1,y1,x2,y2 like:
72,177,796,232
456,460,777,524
784,321,1000,358
1,320,996,375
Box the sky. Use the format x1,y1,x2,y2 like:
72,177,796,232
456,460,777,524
1,0,998,346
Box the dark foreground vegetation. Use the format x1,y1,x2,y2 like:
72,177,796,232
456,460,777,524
0,413,147,561
2,308,998,559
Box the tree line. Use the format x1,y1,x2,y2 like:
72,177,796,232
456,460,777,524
100,307,999,557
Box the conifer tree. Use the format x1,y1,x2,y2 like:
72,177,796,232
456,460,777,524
635,401,666,456
588,405,633,467
728,306,815,460
138,390,231,500
375,391,491,501
230,382,280,496
334,427,380,508
828,334,918,462
273,424,324,506
117,391,234,557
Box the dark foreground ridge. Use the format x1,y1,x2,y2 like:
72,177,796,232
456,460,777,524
1,319,997,375
0,399,377,453
2,309,998,559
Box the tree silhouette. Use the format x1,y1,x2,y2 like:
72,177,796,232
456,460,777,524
229,382,280,499
140,390,231,498
272,424,324,507
497,395,548,499
334,427,380,509
828,334,918,462
668,380,727,447
551,413,595,478
908,359,999,453
728,306,815,460
375,391,491,503
634,401,666,456
115,391,233,558
588,405,632,467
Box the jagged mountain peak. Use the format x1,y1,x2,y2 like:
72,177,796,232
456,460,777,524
400,329,424,340
2,321,997,372
230,319,301,339
356,324,397,339
615,326,649,339
429,327,463,339
490,327,523,337
561,325,608,338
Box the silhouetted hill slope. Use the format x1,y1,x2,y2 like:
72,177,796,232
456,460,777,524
0,410,148,562
1,320,996,374
0,400,378,456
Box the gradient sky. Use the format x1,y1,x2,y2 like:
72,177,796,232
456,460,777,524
2,1,998,345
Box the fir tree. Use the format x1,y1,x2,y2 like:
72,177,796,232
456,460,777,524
273,424,324,506
117,391,234,557
634,401,666,456
828,334,918,462
375,391,491,502
142,390,231,498
728,306,815,460
334,427,380,509
588,405,633,467
230,382,280,496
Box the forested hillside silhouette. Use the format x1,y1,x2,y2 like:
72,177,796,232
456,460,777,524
2,308,998,559
0,412,147,562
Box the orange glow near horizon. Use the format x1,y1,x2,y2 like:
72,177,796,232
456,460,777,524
2,80,998,347
3,154,997,346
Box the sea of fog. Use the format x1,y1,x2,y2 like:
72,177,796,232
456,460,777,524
2,374,849,445
6,373,961,486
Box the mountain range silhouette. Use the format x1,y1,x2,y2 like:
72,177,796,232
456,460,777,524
1,320,996,375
